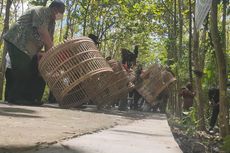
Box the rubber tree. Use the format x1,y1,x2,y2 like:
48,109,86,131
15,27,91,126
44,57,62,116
210,0,229,137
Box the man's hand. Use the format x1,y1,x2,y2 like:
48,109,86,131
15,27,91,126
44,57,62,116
37,51,45,61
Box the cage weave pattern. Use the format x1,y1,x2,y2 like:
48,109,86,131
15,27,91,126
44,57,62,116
135,64,176,106
93,60,135,108
39,37,113,108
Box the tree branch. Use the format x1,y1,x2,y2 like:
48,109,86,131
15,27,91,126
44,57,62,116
161,0,174,17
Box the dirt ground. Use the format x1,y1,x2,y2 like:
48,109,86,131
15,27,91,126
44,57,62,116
0,103,151,153
168,116,224,153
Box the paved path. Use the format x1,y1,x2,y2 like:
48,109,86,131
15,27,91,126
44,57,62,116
0,103,182,153
0,103,132,153
23,114,182,153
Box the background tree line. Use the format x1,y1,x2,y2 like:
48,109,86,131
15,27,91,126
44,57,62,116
0,0,229,137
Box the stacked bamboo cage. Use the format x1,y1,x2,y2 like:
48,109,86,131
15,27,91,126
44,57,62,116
135,64,176,106
93,59,135,108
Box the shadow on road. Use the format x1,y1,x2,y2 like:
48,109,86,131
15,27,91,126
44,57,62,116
110,129,170,137
0,106,41,118
42,103,167,121
0,144,87,153
71,105,167,121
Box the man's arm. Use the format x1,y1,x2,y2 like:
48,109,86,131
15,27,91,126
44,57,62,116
37,26,53,51
32,8,53,51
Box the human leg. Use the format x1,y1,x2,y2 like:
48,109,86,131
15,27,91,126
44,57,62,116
6,41,31,102
4,68,13,102
6,41,43,105
133,90,141,110
118,95,128,111
27,54,46,102
209,105,219,130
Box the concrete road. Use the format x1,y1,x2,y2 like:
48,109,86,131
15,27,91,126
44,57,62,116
23,114,182,153
0,103,132,153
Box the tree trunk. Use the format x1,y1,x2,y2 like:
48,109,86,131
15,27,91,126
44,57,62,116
0,0,3,16
176,0,183,117
222,0,227,51
188,0,193,84
193,24,206,130
0,0,13,47
210,0,229,137
82,0,91,36
165,1,177,116
173,0,177,60
64,0,70,39
13,0,19,22
0,0,13,100
59,19,63,42
178,0,182,59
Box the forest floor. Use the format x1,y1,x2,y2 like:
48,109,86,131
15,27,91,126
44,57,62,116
168,114,225,153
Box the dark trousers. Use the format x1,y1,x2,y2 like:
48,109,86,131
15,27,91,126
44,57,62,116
4,41,45,105
131,90,142,110
5,68,13,102
29,55,46,102
210,105,219,128
118,95,128,111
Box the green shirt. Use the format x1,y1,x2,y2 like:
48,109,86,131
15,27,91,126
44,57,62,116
4,7,55,58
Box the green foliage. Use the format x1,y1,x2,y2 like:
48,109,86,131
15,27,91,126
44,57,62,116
203,49,218,88
222,135,230,152
42,86,50,102
181,107,198,135
67,0,170,63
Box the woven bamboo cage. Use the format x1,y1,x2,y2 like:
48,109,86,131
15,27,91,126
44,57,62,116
135,64,176,106
39,37,113,108
94,59,135,108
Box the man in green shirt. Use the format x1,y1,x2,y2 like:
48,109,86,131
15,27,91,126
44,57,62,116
4,0,65,105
